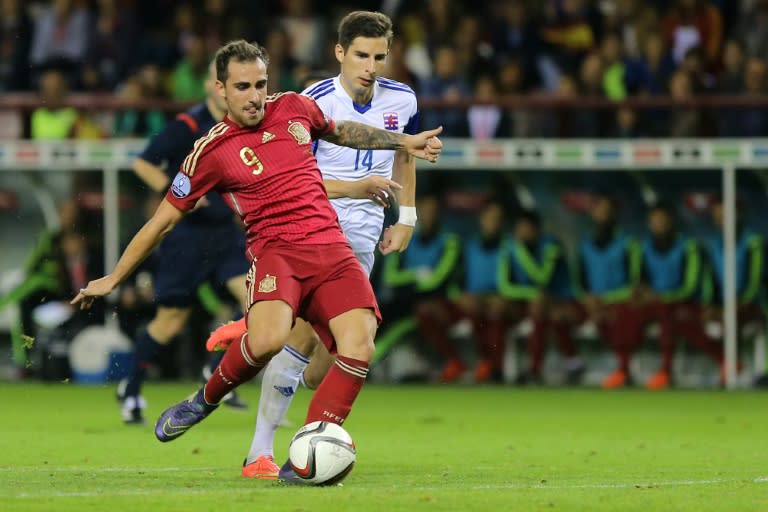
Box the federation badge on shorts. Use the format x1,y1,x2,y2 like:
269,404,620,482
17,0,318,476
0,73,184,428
258,274,277,293
288,121,311,145
171,172,191,198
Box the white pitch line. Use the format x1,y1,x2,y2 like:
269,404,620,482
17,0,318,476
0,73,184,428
0,466,220,473
3,476,767,499
466,477,768,491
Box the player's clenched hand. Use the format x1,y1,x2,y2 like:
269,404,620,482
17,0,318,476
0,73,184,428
379,223,414,255
70,275,117,310
404,126,443,163
351,176,402,207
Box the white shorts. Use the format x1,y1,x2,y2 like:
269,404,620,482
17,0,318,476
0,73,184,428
354,251,375,277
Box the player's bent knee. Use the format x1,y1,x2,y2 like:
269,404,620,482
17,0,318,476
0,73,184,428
336,335,375,362
246,331,289,357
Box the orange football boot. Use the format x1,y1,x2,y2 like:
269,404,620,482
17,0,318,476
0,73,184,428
206,317,247,352
645,370,670,390
242,455,280,480
601,369,628,389
439,359,467,383
473,359,495,383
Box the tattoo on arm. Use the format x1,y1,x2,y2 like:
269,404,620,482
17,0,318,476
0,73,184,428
324,120,406,150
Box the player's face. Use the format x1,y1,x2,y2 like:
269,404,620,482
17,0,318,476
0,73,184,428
336,36,389,102
648,210,672,237
217,58,268,128
480,204,503,237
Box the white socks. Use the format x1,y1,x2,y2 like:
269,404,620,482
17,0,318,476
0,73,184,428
246,345,309,463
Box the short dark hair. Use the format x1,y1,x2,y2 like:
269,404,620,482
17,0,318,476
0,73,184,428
337,11,393,51
515,209,541,227
648,201,675,219
214,40,269,83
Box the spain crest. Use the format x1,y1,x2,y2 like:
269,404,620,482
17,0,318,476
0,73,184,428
288,121,311,145
258,274,277,293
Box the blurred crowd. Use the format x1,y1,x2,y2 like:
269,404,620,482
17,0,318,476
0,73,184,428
3,0,768,138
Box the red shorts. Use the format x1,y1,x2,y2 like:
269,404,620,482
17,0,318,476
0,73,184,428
245,241,381,352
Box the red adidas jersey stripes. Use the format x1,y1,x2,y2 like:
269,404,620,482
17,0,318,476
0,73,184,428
166,92,347,259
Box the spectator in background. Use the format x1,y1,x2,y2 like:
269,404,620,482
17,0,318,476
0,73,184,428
499,210,584,385
172,3,200,58
718,39,746,93
30,69,79,139
541,73,579,137
575,193,644,389
83,0,137,91
420,45,472,136
200,0,252,57
732,57,768,136
112,75,167,137
497,57,537,137
263,26,301,93
601,32,628,100
452,200,515,383
680,46,716,92
668,69,701,137
381,193,463,383
571,52,609,136
626,31,675,96
467,75,510,140
663,0,723,65
453,15,493,79
638,202,724,390
541,0,603,77
491,0,541,87
613,107,641,138
29,0,91,87
736,0,768,58
402,0,463,57
601,0,660,59
279,0,325,65
170,34,208,101
0,0,33,91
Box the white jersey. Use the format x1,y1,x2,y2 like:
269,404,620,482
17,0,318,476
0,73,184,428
302,75,419,254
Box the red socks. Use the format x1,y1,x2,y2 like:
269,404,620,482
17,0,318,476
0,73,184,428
305,355,369,425
204,333,269,404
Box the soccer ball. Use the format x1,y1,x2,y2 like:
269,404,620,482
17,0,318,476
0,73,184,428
288,421,356,485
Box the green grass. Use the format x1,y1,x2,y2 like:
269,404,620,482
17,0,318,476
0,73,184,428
0,383,766,512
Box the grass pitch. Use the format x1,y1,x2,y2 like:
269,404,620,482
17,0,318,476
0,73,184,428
0,383,766,512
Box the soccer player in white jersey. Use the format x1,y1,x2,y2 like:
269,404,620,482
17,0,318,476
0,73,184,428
205,11,422,480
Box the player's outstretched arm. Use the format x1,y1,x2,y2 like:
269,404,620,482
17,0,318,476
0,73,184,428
71,199,185,310
323,121,443,162
324,176,402,206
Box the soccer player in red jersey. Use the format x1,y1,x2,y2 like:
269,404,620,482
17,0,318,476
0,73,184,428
71,39,443,443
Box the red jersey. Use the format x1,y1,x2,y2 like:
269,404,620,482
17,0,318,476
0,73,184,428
165,92,347,259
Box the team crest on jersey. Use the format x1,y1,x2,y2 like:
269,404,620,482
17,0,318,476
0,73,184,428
262,131,275,144
258,274,277,293
239,146,264,175
287,121,311,145
383,112,399,131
